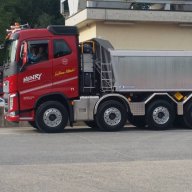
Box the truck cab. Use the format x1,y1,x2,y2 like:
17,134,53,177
3,26,79,123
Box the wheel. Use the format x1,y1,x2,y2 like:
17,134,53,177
84,121,97,129
35,101,68,133
174,116,186,128
128,115,146,128
28,121,38,129
96,100,127,131
183,102,192,128
146,100,175,130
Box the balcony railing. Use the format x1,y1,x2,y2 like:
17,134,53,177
61,0,192,19
86,0,192,11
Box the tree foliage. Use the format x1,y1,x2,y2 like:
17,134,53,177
0,0,64,64
0,0,64,43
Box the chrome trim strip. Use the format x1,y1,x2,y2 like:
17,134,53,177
20,117,33,120
183,93,192,105
52,76,78,86
20,76,78,94
144,93,178,104
20,83,52,95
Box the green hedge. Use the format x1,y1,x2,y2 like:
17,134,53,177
0,49,4,67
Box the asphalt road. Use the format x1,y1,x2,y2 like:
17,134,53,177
0,126,192,192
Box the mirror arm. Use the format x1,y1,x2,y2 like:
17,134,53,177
20,65,25,72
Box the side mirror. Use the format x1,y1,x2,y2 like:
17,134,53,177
22,41,28,66
20,44,24,60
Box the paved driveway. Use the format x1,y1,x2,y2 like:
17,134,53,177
0,126,192,192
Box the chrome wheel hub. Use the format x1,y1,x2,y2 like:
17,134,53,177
43,108,62,127
104,107,121,126
153,106,169,125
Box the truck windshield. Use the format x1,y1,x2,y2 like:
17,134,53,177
3,39,19,78
5,40,18,63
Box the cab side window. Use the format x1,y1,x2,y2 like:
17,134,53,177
27,40,49,64
53,39,71,58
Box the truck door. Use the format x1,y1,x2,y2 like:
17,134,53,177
52,37,79,98
18,39,52,110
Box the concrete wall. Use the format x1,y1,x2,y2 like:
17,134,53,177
79,23,97,43
79,22,192,50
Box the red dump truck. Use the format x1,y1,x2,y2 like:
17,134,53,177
3,25,192,132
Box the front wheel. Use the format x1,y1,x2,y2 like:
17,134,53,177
36,101,68,133
96,100,127,131
146,100,175,130
28,121,38,129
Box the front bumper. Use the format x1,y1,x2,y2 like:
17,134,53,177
5,113,19,122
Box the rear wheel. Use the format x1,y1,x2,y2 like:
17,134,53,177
128,115,146,128
183,102,192,128
96,100,127,131
36,101,68,133
174,116,186,128
146,100,175,130
84,121,97,129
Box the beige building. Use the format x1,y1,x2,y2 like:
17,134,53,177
61,0,192,50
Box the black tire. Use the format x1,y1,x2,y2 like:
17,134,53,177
146,100,175,130
174,116,186,128
128,115,146,128
96,100,127,131
183,102,192,128
35,101,68,133
84,121,97,129
28,121,38,129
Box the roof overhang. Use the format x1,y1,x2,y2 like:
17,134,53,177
65,8,192,28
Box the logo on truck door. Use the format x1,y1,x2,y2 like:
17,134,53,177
23,73,42,83
55,68,76,77
62,58,69,65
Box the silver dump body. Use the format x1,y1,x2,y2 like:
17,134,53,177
110,50,192,92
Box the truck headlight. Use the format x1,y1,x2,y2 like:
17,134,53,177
9,112,16,116
9,93,17,111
